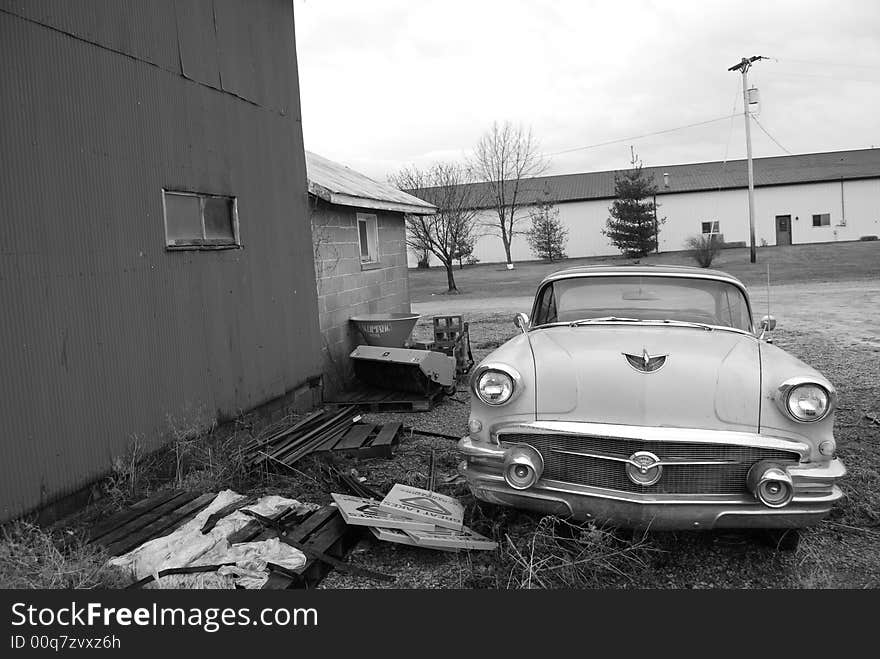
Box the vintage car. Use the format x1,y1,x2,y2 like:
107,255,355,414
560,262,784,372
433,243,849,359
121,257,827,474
459,265,845,543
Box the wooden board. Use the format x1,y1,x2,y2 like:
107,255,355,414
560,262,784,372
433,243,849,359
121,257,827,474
331,493,435,531
312,422,401,459
333,424,376,451
260,507,362,590
88,489,187,543
378,484,464,531
326,386,444,412
91,492,201,550
103,492,217,556
406,526,497,551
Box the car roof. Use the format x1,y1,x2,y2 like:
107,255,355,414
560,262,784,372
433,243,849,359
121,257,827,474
539,264,748,291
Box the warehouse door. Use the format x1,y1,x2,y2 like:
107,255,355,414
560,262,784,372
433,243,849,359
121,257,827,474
775,215,792,245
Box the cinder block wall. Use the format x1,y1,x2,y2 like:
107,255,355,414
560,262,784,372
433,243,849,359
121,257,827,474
311,201,411,393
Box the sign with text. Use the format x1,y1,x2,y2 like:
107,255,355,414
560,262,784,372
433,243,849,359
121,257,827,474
331,493,435,531
406,526,497,551
378,484,464,531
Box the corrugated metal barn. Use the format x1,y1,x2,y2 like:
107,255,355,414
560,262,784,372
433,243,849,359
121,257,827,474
0,0,322,521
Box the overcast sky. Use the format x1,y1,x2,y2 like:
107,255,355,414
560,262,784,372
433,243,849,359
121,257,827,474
293,0,880,181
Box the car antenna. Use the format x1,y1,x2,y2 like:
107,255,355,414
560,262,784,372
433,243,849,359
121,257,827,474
766,262,771,319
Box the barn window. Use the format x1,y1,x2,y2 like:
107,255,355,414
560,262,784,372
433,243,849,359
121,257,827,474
163,190,239,249
357,213,379,264
701,221,720,234
812,213,831,227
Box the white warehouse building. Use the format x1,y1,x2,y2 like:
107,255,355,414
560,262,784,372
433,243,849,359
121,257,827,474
407,148,880,267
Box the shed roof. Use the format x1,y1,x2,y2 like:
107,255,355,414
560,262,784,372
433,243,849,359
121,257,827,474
306,151,436,215
413,148,880,209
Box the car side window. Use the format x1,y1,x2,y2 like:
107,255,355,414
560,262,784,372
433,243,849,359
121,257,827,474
534,284,557,325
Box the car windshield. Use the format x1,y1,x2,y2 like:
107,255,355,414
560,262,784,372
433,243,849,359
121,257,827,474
532,275,753,331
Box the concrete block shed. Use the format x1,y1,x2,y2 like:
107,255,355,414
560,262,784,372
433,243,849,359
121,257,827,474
305,152,436,393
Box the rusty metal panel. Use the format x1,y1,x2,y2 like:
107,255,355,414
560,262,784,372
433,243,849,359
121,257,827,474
0,3,321,521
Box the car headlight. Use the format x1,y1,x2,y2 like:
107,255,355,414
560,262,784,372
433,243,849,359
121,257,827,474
470,363,524,407
475,370,514,405
783,383,831,422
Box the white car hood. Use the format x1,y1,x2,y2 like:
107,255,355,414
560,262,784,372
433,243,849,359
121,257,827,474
530,325,761,433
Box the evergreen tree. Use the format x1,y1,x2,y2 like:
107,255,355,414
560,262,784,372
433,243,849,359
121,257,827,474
603,149,664,258
526,189,567,261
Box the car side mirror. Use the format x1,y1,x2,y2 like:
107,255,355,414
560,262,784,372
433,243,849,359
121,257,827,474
760,315,777,332
513,312,530,332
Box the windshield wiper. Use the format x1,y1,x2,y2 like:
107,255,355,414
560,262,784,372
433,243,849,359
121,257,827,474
568,316,641,327
654,319,715,331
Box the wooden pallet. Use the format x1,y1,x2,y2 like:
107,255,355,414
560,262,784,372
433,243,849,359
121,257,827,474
311,422,401,459
89,490,216,556
326,385,444,412
260,507,363,589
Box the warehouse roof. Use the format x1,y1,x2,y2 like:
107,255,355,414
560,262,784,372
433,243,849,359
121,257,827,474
306,151,436,215
413,148,880,208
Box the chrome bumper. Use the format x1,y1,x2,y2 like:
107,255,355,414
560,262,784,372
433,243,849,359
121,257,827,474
458,435,846,530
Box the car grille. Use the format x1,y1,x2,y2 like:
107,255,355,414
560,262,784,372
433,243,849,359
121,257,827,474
499,432,801,495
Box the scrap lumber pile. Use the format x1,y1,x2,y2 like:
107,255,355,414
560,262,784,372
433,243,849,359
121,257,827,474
244,407,404,468
332,484,497,552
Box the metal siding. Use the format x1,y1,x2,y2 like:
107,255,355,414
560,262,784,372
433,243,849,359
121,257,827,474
0,3,322,520
213,0,292,113
174,0,222,89
0,0,180,73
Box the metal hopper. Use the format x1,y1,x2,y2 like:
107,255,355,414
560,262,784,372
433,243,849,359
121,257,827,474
349,314,456,395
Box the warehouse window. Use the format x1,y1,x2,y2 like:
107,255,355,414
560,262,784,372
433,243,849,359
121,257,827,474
812,213,831,227
163,190,239,249
701,221,720,234
357,213,379,264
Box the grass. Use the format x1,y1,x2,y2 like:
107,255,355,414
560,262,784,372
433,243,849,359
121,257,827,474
0,521,129,589
409,240,880,301
5,239,877,589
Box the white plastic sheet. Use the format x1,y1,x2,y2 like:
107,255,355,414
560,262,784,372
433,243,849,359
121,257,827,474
107,490,311,589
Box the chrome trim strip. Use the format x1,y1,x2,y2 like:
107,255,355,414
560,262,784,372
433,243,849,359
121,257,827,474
491,421,810,457
466,470,843,507
549,447,738,467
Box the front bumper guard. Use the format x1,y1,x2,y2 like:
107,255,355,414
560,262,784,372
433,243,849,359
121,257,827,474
458,436,846,530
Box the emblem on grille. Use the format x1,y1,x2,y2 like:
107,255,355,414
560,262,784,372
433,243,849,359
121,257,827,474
625,451,663,486
623,348,667,373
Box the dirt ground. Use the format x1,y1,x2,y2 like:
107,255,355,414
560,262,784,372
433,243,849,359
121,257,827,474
318,266,880,589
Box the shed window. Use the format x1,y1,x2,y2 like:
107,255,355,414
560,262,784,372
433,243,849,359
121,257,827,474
812,213,831,227
701,221,720,234
163,190,239,249
357,213,379,264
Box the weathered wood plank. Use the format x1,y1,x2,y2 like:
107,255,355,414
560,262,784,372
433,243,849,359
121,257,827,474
88,490,187,543
103,492,216,556
333,424,376,451
92,492,200,549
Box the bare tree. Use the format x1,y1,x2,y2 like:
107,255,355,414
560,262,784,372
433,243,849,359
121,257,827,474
471,121,548,269
390,162,479,293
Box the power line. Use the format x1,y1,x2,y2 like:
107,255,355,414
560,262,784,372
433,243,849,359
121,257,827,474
751,115,792,155
769,56,880,70
546,114,738,156
721,81,740,165
764,70,880,84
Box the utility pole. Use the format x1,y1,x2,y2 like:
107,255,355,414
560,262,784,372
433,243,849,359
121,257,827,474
728,55,766,263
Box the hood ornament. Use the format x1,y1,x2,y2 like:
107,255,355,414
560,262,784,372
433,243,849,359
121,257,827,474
623,348,667,373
